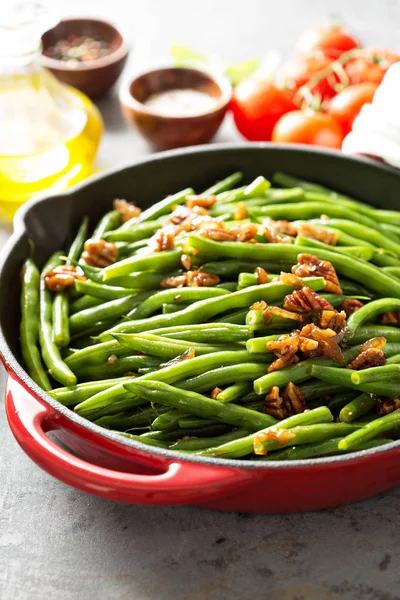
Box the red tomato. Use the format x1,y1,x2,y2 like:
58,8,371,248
231,78,296,141
344,48,400,85
275,53,335,102
296,24,361,59
271,110,344,148
327,82,378,134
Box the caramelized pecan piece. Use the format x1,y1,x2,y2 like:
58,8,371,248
375,396,400,416
211,387,222,399
263,306,303,325
282,382,306,415
186,194,217,209
379,311,400,325
263,386,287,419
113,198,141,222
81,239,118,267
234,202,247,221
250,300,267,311
292,253,342,294
318,310,347,337
266,333,300,373
254,266,269,284
283,287,334,312
44,265,86,292
262,218,297,243
298,323,345,362
181,253,192,270
279,272,304,289
200,228,237,242
360,337,387,351
149,228,175,252
340,298,364,317
347,348,386,370
297,223,338,246
160,270,220,288
229,223,259,242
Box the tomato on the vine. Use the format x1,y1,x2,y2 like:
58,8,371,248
344,48,400,85
271,110,344,148
231,78,296,141
327,82,378,134
275,53,335,102
295,24,361,59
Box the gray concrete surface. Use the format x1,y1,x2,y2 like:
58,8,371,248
1,1,400,598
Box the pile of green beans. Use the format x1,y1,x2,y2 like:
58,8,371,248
19,171,400,461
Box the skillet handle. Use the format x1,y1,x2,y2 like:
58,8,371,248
5,373,251,505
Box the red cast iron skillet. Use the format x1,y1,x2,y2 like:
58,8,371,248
1,144,400,513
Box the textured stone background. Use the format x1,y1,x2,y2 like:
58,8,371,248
1,1,400,598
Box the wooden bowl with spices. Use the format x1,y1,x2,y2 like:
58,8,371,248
41,18,129,98
119,67,232,150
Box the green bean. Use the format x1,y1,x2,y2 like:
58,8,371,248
70,294,103,314
177,363,268,393
162,302,190,314
69,294,141,335
38,252,76,387
187,235,400,298
310,364,400,397
339,279,373,297
202,172,243,195
170,428,250,451
196,406,333,458
102,249,182,281
380,223,400,241
237,272,277,288
216,309,248,324
382,266,400,278
74,381,133,414
306,218,400,255
216,382,252,403
20,259,52,390
52,294,70,347
134,286,230,319
140,423,230,441
95,405,170,430
152,410,186,431
75,279,139,300
299,381,345,402
339,393,376,423
294,237,375,261
106,272,167,290
346,298,400,341
124,379,277,431
350,325,400,345
371,252,400,267
178,416,215,428
260,437,391,461
254,422,360,455
246,335,280,353
338,410,400,450
49,376,135,405
92,210,121,239
351,364,400,385
80,355,162,381
65,340,130,369
104,220,162,242
116,431,170,449
201,260,292,278
113,333,241,359
99,277,326,339
253,346,360,395
326,390,359,414
150,323,250,343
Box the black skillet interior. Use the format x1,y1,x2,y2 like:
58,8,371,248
2,143,400,372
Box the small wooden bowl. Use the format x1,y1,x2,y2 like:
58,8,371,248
119,67,232,150
41,18,129,98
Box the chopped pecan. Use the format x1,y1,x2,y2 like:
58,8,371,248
380,311,400,325
181,253,192,270
81,239,118,267
282,382,306,415
160,270,220,288
266,333,300,373
279,272,304,289
347,348,387,370
347,348,386,370
186,194,217,209
254,428,296,454
250,300,267,311
318,310,347,336
263,386,287,419
360,337,387,352
292,253,342,294
375,396,400,416
297,223,338,246
229,223,259,242
283,287,334,313
149,227,175,252
254,266,269,285
268,354,300,373
159,347,196,368
44,265,86,292
340,298,364,317
113,198,141,222
200,228,237,241
263,306,303,325
234,202,247,221
299,322,344,362
211,387,222,399
262,219,297,243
